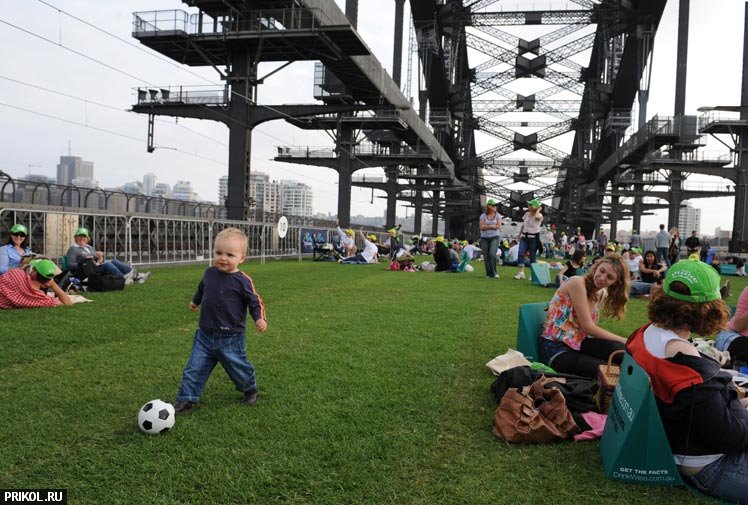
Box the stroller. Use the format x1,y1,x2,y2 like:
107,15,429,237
313,241,339,262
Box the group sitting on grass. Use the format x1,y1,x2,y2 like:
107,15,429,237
526,255,748,502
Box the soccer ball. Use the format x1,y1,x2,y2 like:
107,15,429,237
137,399,175,435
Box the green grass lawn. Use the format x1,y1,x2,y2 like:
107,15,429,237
1,259,744,504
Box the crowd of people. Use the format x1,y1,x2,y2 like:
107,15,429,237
6,211,748,502
0,224,149,310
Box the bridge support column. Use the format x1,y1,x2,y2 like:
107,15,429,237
431,189,440,236
609,189,620,241
385,168,398,228
732,3,748,250
337,123,354,227
413,192,423,234
667,175,683,231
226,53,255,221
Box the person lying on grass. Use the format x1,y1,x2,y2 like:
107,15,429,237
174,227,267,414
626,259,748,503
539,255,630,378
0,258,72,309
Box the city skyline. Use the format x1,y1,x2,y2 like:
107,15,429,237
0,1,745,235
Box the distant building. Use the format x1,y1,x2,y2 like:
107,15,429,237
25,174,55,184
218,175,228,206
714,227,731,239
57,155,93,186
122,181,143,195
280,180,313,217
172,180,197,201
143,173,157,196
152,182,172,198
678,202,701,234
70,177,99,189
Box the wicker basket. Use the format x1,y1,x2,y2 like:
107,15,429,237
595,350,624,414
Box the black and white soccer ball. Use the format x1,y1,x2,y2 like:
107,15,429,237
137,399,175,435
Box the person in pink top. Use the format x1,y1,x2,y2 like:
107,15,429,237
539,255,631,378
513,198,544,280
715,286,748,366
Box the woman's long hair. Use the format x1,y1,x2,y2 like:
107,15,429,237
583,254,630,320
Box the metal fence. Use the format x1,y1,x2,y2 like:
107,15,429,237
0,206,389,268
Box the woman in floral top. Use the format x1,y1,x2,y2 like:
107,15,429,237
539,255,631,377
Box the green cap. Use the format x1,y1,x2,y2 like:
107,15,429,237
74,227,90,237
10,224,28,235
486,198,498,206
663,259,721,303
527,198,541,208
29,259,57,280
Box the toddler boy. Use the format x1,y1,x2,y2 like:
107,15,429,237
174,227,267,414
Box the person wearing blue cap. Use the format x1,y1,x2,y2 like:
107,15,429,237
627,259,747,503
479,198,502,278
0,224,32,274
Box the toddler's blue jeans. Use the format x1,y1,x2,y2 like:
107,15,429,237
177,328,257,403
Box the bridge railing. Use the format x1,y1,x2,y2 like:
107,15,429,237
0,206,400,268
135,86,228,106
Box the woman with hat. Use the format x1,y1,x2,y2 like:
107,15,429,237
65,227,146,284
479,198,502,278
513,198,543,280
0,224,32,274
627,259,747,502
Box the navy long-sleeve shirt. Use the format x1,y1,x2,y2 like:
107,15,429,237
192,267,266,334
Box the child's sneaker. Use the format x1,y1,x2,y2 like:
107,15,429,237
513,271,525,280
241,390,259,406
174,400,194,415
136,272,152,284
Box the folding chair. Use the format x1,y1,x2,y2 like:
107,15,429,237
516,302,548,362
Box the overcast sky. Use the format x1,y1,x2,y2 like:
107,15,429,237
0,0,744,235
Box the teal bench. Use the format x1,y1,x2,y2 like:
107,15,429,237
516,302,548,362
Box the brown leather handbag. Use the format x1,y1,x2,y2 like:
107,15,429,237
492,376,580,443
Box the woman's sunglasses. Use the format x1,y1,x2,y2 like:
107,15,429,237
11,232,27,238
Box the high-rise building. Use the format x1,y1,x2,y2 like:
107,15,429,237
172,180,197,201
56,155,94,186
280,180,313,217
152,183,172,198
249,172,271,214
143,173,157,196
218,175,228,206
678,202,701,235
248,172,314,217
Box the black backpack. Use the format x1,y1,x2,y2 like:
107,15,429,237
86,273,125,292
77,258,98,279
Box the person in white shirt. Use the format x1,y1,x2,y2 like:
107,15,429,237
335,220,357,257
462,241,480,261
341,230,379,264
513,199,543,280
506,241,520,266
